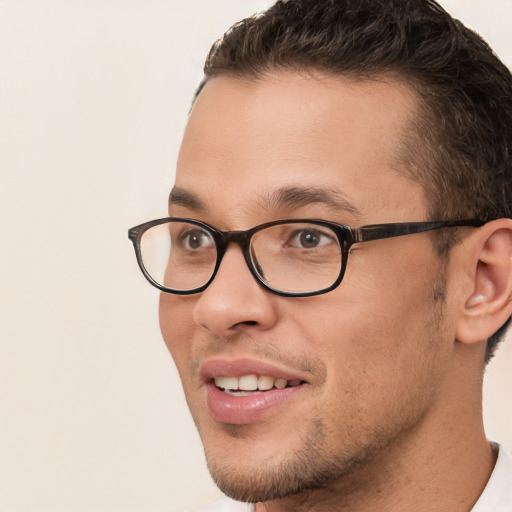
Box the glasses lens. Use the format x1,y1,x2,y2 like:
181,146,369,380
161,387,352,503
139,221,217,292
250,222,342,294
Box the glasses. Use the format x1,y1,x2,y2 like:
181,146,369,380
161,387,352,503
128,217,483,297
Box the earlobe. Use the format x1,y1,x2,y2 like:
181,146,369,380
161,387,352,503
456,219,512,345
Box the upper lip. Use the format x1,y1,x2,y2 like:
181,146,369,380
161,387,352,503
200,357,311,383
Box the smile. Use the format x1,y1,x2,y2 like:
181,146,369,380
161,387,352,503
214,375,304,395
201,359,310,424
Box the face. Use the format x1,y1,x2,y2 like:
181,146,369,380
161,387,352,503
160,72,455,503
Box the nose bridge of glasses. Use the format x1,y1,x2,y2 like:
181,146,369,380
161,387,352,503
210,228,265,287
224,229,251,246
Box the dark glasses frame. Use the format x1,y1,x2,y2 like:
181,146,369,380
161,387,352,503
128,217,484,297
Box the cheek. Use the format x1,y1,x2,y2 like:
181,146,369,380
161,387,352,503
159,293,196,374
294,270,432,354
341,240,440,327
289,292,444,447
289,244,447,392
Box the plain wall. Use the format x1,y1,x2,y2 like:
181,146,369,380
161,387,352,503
0,1,511,511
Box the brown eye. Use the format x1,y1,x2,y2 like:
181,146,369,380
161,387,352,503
180,229,213,250
287,228,332,249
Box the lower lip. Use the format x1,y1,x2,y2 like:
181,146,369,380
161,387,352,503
205,383,305,424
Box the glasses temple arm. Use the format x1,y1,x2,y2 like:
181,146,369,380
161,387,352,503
352,219,484,243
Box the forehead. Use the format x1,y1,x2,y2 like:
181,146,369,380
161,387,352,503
174,72,426,226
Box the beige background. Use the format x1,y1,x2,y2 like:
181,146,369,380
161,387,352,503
0,1,511,511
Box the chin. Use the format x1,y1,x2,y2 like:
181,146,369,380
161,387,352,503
201,420,367,504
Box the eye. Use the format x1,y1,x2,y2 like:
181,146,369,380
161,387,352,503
287,228,333,249
179,228,214,250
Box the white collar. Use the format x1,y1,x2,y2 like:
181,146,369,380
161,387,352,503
470,443,512,512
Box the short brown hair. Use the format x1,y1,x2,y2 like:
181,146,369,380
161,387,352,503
196,0,512,359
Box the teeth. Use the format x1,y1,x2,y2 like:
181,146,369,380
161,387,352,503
214,375,302,392
274,379,287,389
214,376,238,390
239,375,258,391
258,375,274,391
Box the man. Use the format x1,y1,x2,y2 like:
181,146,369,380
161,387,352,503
129,0,512,510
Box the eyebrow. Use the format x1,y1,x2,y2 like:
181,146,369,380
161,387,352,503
169,187,208,212
168,184,361,218
261,186,362,218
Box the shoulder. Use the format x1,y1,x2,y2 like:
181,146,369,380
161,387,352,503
471,443,512,512
191,497,254,512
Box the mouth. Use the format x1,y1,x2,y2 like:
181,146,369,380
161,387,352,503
201,359,309,424
214,375,304,396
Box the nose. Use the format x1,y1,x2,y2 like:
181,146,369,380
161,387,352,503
192,245,278,337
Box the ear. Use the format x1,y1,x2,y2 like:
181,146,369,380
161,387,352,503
456,219,512,344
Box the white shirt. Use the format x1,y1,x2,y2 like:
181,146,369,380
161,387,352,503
471,443,512,512
192,444,512,512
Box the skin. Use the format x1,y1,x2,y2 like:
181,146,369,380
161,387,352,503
159,72,500,511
